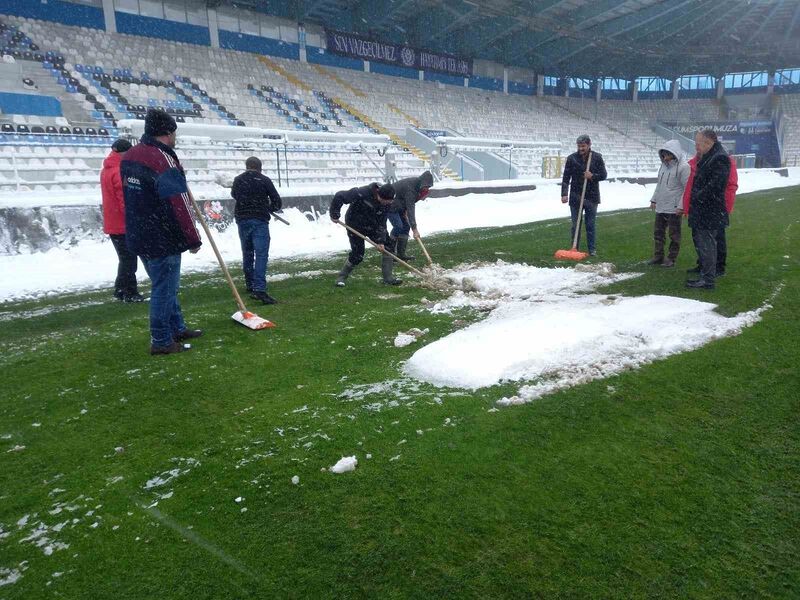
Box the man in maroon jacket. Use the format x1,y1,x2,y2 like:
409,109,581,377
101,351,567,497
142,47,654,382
122,109,203,355
101,138,143,302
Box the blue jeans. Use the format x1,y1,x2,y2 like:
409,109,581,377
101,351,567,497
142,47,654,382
386,211,410,238
237,219,270,292
570,202,598,252
142,254,186,348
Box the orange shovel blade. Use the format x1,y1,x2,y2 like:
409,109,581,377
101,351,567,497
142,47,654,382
232,310,276,330
554,248,589,261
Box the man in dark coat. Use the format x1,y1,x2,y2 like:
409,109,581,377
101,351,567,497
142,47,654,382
686,129,730,289
329,182,397,286
122,109,203,355
387,170,433,260
231,156,282,305
560,135,607,256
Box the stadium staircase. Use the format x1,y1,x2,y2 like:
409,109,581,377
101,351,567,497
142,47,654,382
260,59,460,180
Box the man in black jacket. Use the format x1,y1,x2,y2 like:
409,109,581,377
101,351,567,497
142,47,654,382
560,135,607,256
686,130,730,290
329,182,397,286
387,170,433,261
231,156,282,304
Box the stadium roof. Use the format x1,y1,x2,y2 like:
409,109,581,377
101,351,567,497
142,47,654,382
213,0,800,78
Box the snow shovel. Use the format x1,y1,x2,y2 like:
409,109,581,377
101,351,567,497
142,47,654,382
187,190,275,330
336,221,425,277
554,151,592,261
415,234,434,267
270,211,290,225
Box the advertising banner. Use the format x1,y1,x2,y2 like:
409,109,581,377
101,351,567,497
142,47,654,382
325,29,472,77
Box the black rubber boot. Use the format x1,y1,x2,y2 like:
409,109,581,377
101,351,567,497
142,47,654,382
396,235,415,261
336,260,355,287
381,254,402,285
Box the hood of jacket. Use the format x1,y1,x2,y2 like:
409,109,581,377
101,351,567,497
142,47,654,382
659,139,684,162
651,139,690,214
418,170,433,190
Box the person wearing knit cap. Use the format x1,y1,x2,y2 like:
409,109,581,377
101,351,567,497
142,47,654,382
329,182,399,286
101,137,143,302
121,108,203,355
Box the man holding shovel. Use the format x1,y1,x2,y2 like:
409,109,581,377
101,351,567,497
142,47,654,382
330,182,397,286
386,170,434,261
122,108,203,355
561,135,607,256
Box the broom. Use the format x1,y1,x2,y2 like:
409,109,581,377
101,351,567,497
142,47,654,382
337,221,425,276
554,151,592,261
187,190,275,330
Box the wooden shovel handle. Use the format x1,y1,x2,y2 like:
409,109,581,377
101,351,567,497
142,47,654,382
336,221,425,276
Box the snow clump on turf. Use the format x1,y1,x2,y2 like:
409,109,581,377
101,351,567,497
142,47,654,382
330,456,358,473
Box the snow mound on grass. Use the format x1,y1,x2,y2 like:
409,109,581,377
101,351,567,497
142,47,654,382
404,263,777,403
330,456,358,474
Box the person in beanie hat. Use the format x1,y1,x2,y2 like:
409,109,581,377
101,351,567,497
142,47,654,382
386,170,433,261
144,107,178,138
560,134,607,256
101,137,144,302
231,156,282,305
122,108,203,355
329,182,398,286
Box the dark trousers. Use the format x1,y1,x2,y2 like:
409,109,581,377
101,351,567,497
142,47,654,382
653,213,682,261
694,228,727,273
691,228,717,282
346,225,388,266
569,202,597,252
109,234,138,297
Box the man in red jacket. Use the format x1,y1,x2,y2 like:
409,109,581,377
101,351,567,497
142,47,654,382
681,145,738,276
101,138,143,302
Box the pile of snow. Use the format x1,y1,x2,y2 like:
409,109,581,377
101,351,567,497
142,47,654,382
404,262,777,404
393,328,429,348
329,456,358,474
2,169,797,302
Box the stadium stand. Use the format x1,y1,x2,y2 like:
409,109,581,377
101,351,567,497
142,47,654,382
0,10,795,197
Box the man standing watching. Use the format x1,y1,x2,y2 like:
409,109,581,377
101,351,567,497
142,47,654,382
648,140,690,267
101,137,144,302
330,183,397,287
231,156,282,305
386,170,433,261
561,135,607,256
682,140,738,277
122,108,203,355
685,129,730,290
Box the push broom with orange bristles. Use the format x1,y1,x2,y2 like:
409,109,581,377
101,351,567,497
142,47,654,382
187,189,275,330
554,151,592,261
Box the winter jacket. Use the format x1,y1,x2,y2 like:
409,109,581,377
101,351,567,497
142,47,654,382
329,183,389,243
389,170,433,230
101,149,126,235
687,141,731,231
121,135,201,259
231,170,282,223
682,155,738,215
650,140,690,214
561,150,607,205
